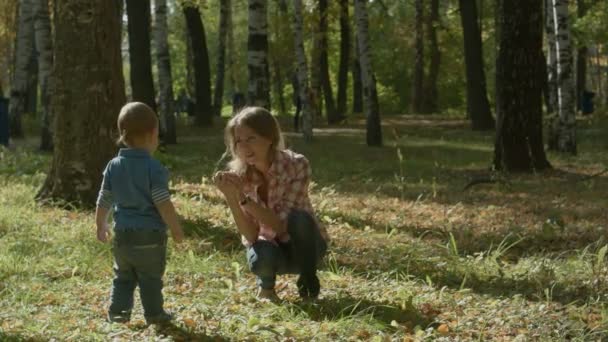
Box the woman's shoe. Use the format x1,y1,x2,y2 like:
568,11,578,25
297,273,320,299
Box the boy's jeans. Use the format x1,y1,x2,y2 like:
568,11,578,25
109,230,167,319
246,210,327,289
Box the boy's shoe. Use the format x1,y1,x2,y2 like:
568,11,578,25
257,288,280,303
145,311,174,325
297,273,320,299
108,311,131,323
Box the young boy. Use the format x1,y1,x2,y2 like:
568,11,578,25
95,102,184,324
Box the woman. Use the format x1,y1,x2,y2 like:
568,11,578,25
213,107,328,301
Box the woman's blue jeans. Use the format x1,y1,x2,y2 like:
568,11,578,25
246,210,327,290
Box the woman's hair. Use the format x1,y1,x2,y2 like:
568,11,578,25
224,106,284,176
116,102,158,146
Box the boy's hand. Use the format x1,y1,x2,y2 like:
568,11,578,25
96,225,110,243
171,227,185,244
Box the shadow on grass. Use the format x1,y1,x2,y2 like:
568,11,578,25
154,322,228,342
291,294,435,329
330,239,602,306
182,217,242,254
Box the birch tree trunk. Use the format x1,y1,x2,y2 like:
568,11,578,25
34,0,53,151
9,0,35,138
548,0,576,154
154,0,176,144
545,0,558,117
247,0,270,109
355,0,382,146
214,0,230,116
293,0,313,141
37,0,126,206
319,0,337,123
336,0,350,118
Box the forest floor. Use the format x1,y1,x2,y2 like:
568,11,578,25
1,112,608,341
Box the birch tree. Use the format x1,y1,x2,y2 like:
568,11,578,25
547,0,577,154
247,0,270,109
293,0,312,141
9,0,35,138
355,0,382,146
154,0,177,143
34,0,53,150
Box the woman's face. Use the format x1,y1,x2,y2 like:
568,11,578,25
234,124,273,167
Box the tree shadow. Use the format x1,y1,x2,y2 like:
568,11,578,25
329,238,604,306
181,217,243,254
289,293,435,329
154,322,228,342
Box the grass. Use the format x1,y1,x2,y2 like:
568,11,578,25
1,112,608,340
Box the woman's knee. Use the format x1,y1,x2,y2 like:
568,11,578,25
247,241,279,276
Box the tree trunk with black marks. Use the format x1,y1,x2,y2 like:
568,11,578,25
126,0,156,111
247,0,270,109
293,0,313,141
154,0,176,144
337,0,350,118
355,0,382,146
319,0,337,123
34,0,53,151
10,0,35,138
493,0,551,172
547,0,576,154
37,0,126,206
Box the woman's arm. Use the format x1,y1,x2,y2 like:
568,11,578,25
214,172,259,244
241,198,286,235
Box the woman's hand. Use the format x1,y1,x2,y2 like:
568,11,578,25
213,171,243,201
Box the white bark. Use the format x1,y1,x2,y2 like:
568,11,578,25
154,0,176,143
355,0,382,146
34,0,53,150
293,0,312,141
9,0,35,138
247,0,270,108
549,0,576,153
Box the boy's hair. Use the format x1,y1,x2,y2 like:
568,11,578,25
224,106,284,176
117,102,158,146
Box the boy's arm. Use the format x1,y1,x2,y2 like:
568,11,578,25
155,200,184,243
95,206,111,242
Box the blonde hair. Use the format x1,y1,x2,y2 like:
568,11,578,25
224,107,284,177
116,102,158,146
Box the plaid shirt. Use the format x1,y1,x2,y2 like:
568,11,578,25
241,149,323,244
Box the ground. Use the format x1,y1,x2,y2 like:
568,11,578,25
1,113,608,341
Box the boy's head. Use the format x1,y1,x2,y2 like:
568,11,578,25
117,102,158,151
